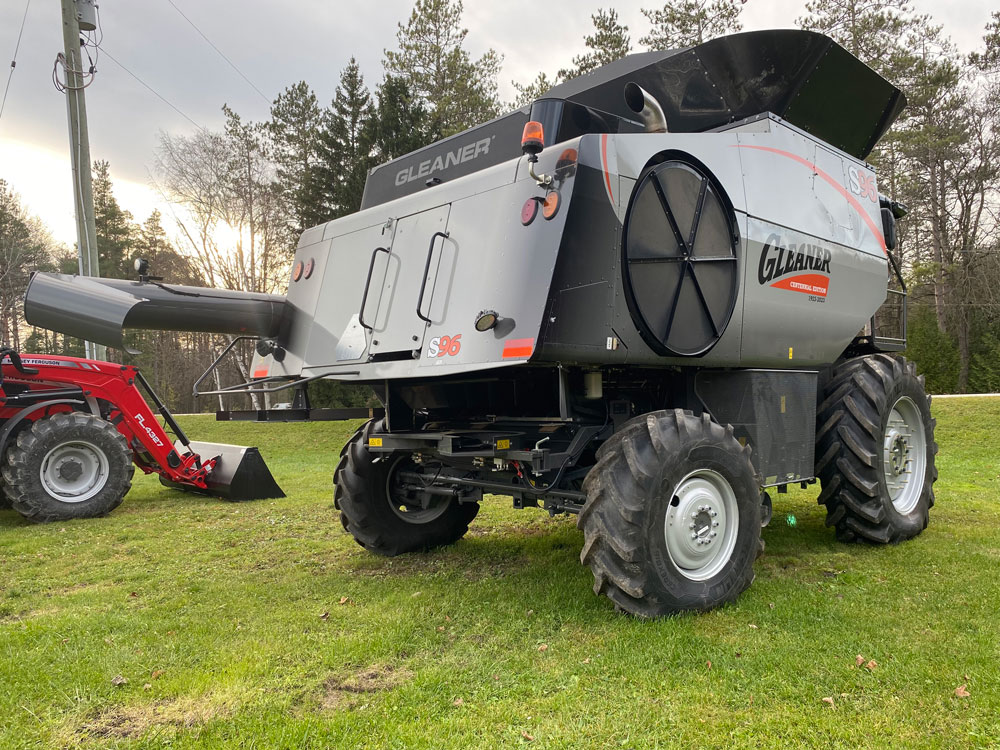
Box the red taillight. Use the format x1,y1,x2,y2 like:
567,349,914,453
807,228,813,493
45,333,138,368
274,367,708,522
291,261,303,282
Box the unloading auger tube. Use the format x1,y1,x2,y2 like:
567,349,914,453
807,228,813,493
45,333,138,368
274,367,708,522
23,272,287,354
23,29,936,618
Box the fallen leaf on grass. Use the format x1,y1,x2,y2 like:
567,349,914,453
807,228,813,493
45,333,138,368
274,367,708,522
537,644,548,652
964,674,970,682
865,660,878,671
955,685,971,698
822,696,835,707
769,602,775,610
129,592,138,598
855,655,865,667
748,624,758,630
444,615,452,622
706,660,712,670
411,591,422,598
526,610,534,617
143,683,152,691
521,730,535,741
436,626,445,632
582,658,591,664
319,611,330,621
453,698,464,706
111,675,128,687
151,670,164,680
338,597,350,605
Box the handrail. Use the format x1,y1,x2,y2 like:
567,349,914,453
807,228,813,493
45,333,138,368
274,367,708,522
358,247,390,331
416,231,449,324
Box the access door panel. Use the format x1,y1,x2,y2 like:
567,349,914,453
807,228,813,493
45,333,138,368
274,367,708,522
369,204,451,358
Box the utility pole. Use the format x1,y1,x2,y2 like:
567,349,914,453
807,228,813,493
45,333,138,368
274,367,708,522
59,0,105,360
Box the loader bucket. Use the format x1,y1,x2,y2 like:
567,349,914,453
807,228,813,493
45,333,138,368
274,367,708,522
160,441,285,502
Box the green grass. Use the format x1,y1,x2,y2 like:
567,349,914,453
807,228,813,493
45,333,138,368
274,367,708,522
1,398,999,749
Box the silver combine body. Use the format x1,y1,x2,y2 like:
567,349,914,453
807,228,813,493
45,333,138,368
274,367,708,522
24,30,936,619
263,113,889,383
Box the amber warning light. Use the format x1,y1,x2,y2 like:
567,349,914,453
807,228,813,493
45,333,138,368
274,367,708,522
521,121,544,156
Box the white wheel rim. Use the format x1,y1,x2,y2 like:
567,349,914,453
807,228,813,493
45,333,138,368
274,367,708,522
39,440,109,503
883,396,927,514
663,469,740,581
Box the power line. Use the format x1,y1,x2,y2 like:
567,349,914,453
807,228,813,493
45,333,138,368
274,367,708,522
0,0,32,126
98,46,206,132
163,0,270,105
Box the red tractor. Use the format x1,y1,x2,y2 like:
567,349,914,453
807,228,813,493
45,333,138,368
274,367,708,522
0,346,282,522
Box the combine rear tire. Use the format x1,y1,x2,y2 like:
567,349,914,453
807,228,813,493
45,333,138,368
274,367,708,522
334,420,479,556
578,410,761,617
2,412,134,523
815,354,937,544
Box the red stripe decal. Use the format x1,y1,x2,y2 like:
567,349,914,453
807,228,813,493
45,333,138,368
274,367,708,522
600,133,615,207
734,144,886,255
502,338,534,359
253,367,269,378
771,273,829,297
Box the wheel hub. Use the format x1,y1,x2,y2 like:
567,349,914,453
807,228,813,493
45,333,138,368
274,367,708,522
39,440,109,503
889,433,908,476
58,459,84,482
882,396,927,514
385,456,453,524
664,469,739,581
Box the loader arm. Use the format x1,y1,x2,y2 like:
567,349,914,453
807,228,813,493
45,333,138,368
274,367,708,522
0,353,282,501
1,354,214,489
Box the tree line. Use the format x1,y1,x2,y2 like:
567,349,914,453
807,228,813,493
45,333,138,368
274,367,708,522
1,0,998,407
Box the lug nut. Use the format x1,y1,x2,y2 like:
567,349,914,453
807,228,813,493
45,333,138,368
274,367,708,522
689,522,696,529
713,521,719,527
691,533,698,539
709,510,717,517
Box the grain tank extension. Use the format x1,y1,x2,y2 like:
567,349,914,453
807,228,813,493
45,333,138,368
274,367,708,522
25,30,936,617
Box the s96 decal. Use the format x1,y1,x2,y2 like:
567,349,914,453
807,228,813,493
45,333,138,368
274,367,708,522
426,334,462,358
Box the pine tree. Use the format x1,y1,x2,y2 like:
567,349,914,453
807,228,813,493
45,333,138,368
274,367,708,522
558,9,632,80
371,75,431,162
511,72,558,109
314,59,375,219
384,0,502,137
640,0,743,50
267,81,324,234
91,160,136,279
796,0,915,77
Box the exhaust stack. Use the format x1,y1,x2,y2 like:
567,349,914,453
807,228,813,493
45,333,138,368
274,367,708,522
624,82,668,133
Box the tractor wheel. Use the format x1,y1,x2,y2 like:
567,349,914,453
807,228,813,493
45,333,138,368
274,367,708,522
578,410,761,617
815,354,937,544
333,420,480,556
2,412,134,523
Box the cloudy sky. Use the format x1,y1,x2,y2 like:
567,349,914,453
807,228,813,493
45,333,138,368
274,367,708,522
0,0,994,247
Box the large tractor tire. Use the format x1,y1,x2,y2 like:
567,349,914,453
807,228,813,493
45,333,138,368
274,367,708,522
578,410,761,617
815,354,937,544
2,412,134,523
334,420,480,556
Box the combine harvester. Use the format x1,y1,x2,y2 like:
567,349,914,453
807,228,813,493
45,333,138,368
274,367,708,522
24,30,936,616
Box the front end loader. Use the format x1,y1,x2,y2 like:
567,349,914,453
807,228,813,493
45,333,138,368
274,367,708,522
0,346,282,523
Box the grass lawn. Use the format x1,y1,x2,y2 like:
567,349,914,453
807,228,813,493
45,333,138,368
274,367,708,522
2,397,999,749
